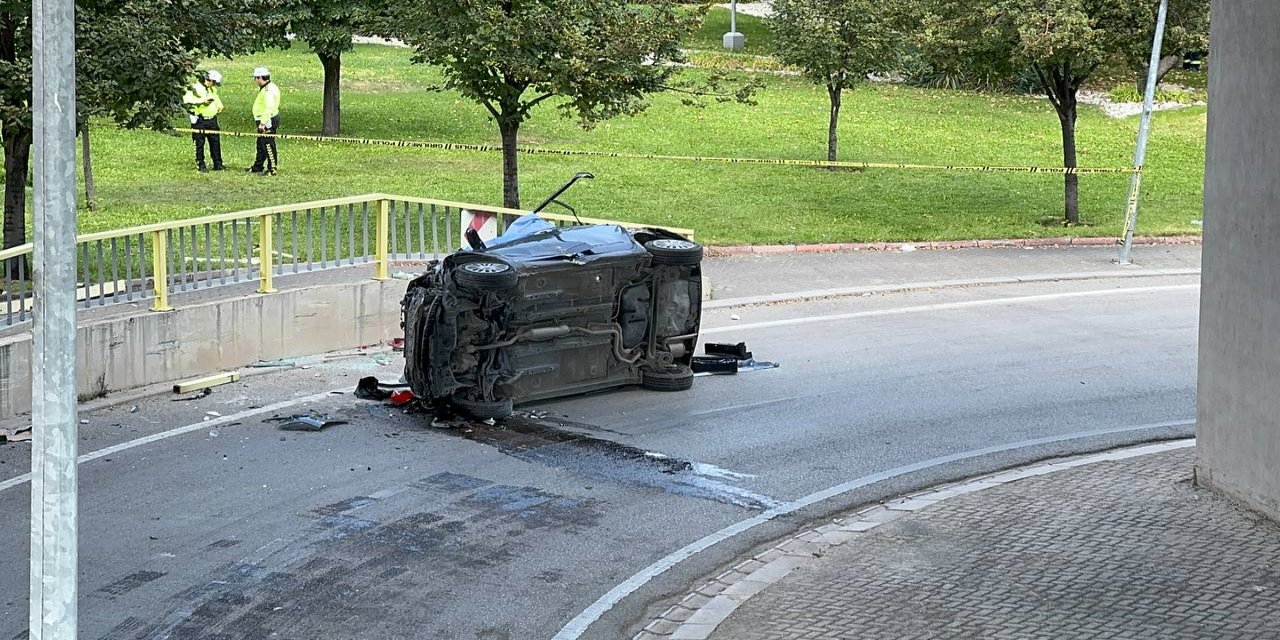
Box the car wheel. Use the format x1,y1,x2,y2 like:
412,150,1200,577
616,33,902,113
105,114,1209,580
455,261,519,292
641,364,695,392
451,394,515,420
645,238,703,266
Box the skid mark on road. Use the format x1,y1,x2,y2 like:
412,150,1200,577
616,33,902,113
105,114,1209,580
119,472,602,640
457,414,782,510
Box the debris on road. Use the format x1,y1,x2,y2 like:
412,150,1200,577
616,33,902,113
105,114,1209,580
248,359,296,368
692,342,779,377
390,337,405,352
173,371,241,394
129,405,140,413
354,376,412,401
389,390,416,407
172,388,214,402
270,413,350,432
692,357,739,375
206,411,222,418
705,342,752,360
0,425,32,443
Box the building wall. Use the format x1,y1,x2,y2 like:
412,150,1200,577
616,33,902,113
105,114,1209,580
1196,0,1280,520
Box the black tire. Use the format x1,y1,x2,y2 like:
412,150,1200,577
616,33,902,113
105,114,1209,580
641,364,695,392
645,238,703,266
454,260,519,292
451,394,514,420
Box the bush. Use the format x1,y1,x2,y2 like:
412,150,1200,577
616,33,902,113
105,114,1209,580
1107,84,1206,104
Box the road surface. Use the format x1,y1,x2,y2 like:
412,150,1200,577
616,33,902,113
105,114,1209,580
0,271,1199,640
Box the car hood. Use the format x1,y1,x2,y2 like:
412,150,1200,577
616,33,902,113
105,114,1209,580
468,215,645,265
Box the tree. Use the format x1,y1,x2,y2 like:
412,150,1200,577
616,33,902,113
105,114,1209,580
0,0,273,264
771,0,900,163
909,1,1190,225
387,0,753,209
282,0,385,136
1125,0,1209,94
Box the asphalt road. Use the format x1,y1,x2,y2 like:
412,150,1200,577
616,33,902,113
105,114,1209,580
0,274,1200,640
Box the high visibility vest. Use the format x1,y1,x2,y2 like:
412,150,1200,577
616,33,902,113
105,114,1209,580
182,82,223,119
253,82,281,125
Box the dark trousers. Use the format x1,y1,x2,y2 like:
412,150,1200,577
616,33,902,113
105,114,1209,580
193,116,223,169
252,115,280,173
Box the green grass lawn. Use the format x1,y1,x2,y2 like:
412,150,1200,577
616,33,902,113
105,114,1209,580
6,39,1205,245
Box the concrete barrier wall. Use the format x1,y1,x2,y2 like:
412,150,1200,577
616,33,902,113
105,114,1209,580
0,278,409,420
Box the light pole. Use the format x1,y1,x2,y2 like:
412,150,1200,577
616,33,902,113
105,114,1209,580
1118,0,1169,264
29,0,80,636
723,0,745,51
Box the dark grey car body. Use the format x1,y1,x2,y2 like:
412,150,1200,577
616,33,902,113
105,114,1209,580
401,220,703,419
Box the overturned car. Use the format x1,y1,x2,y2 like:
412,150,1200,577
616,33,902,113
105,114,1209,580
401,205,703,420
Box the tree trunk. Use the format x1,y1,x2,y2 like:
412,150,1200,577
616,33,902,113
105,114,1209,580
2,125,33,278
1137,54,1183,94
498,118,521,209
1058,98,1080,226
319,52,342,137
81,123,97,211
827,83,842,163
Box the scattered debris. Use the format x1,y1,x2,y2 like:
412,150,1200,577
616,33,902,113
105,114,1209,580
206,411,222,418
390,337,405,352
389,390,415,407
1,425,32,443
730,314,741,321
270,413,350,432
248,359,295,368
705,342,752,360
171,388,214,402
692,357,739,375
372,353,393,366
129,405,140,413
901,244,918,253
693,342,779,377
355,376,392,400
173,371,241,394
79,419,89,425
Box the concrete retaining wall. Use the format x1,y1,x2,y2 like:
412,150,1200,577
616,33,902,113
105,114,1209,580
0,278,409,420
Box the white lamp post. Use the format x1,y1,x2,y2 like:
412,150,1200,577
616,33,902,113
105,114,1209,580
723,1,745,50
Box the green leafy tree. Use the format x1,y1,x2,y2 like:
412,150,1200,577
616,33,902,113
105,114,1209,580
909,0,1191,225
1124,0,1209,94
282,0,386,136
771,0,901,162
386,0,756,209
0,0,274,262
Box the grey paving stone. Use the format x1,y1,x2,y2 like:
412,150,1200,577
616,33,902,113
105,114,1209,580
709,450,1280,640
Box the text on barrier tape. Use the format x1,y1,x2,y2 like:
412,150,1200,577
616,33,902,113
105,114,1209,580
172,128,1139,176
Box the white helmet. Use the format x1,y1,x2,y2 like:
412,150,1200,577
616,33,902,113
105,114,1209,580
205,69,222,85
252,67,271,78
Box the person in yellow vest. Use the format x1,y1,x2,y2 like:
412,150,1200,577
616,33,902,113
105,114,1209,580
182,70,225,172
248,66,282,176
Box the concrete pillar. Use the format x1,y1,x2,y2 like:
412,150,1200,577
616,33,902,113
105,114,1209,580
1195,0,1280,520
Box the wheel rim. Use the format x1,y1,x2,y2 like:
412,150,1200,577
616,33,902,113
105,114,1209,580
651,239,697,251
462,262,509,275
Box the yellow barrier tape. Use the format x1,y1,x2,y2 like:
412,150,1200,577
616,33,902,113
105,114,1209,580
172,128,1138,176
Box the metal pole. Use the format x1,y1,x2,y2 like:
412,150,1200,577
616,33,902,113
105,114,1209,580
731,0,737,34
30,0,79,635
1118,0,1169,264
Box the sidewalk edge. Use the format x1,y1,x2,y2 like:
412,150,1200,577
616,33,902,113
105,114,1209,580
634,438,1196,640
705,236,1201,257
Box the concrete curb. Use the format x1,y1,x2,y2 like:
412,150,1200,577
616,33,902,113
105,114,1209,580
704,268,1201,309
705,236,1202,257
633,438,1196,640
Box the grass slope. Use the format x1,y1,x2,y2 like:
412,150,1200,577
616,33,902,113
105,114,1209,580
7,39,1205,245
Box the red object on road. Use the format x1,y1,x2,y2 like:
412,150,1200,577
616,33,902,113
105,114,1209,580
390,390,415,406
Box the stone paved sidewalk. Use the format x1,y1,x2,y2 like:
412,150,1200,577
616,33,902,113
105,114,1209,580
706,448,1280,639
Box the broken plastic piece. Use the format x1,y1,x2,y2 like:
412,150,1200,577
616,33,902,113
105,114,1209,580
355,376,392,400
248,359,296,368
390,337,405,352
390,390,415,407
173,371,240,394
691,357,739,375
705,342,752,360
277,414,349,432
738,358,779,372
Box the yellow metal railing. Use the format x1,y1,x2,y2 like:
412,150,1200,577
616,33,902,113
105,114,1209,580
0,193,695,326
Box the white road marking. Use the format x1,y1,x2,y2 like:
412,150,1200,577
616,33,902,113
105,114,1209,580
551,419,1196,639
703,284,1200,335
0,390,343,494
